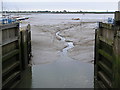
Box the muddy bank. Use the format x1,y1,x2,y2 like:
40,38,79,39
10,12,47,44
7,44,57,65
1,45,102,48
31,23,80,64
31,21,96,64
59,23,96,62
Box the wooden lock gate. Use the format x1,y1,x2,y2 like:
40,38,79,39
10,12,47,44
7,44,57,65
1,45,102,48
0,23,31,89
95,11,120,88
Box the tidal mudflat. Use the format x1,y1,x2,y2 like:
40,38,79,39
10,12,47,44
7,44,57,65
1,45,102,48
17,13,113,88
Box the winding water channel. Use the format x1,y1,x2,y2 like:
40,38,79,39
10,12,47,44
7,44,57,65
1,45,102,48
56,31,74,55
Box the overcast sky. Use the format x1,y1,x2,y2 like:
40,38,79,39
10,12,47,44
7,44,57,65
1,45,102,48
0,0,119,11
2,0,120,2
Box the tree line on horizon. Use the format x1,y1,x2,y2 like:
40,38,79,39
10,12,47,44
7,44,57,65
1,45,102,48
1,10,115,14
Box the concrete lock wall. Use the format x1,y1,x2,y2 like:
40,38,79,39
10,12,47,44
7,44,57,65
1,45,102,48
0,23,31,89
95,11,120,88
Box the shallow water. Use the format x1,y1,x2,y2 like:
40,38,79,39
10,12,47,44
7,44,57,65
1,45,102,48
32,61,94,88
17,57,94,88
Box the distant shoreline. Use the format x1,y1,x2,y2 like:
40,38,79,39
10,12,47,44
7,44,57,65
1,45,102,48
1,11,115,14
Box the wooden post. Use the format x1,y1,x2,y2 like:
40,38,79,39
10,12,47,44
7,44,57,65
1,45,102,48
0,27,2,90
115,11,120,25
21,30,28,70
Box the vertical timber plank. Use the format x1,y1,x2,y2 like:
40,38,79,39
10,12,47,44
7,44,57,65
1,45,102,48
94,28,101,88
113,31,120,88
